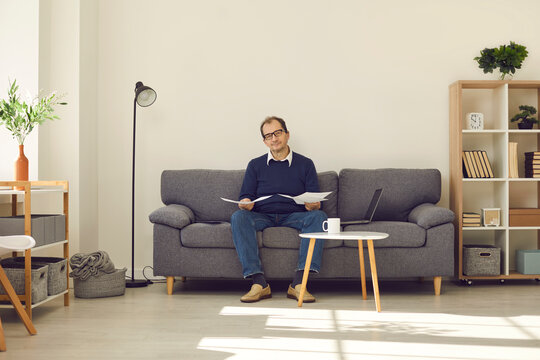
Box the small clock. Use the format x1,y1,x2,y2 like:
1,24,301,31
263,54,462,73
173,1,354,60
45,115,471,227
466,112,484,130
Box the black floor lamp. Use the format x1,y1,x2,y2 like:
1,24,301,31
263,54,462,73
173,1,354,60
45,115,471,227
126,81,157,288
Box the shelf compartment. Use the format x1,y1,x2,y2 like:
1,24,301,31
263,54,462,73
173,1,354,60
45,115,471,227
508,229,540,273
462,132,506,178
462,85,508,130
509,181,539,209
462,228,508,275
508,131,539,178
462,181,508,227
508,88,539,130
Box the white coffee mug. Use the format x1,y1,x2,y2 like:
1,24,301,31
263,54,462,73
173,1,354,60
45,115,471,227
322,218,340,233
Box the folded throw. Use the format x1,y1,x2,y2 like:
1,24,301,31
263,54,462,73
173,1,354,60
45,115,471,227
69,250,116,280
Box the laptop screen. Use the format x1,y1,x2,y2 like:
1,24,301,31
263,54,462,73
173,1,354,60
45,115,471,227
364,188,383,221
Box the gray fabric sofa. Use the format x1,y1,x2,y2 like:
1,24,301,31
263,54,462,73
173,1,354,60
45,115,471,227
149,168,455,295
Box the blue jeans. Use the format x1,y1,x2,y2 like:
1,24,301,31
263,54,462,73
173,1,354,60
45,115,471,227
231,210,327,278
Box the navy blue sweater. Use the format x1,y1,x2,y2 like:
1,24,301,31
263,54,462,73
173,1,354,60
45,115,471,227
239,152,320,214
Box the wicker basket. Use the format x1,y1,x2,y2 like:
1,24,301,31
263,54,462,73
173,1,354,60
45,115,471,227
73,268,126,298
10,257,67,296
0,259,48,304
463,245,501,276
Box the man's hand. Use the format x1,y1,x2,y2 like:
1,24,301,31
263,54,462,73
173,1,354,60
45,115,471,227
238,198,254,211
305,201,321,211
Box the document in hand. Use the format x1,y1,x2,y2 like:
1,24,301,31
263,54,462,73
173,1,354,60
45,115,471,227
278,192,332,205
220,195,273,204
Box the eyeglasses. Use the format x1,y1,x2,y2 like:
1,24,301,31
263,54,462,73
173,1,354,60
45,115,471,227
263,129,285,141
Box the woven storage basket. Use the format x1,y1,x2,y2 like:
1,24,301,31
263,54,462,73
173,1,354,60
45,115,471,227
73,268,126,298
0,259,48,304
463,245,501,276
11,257,67,296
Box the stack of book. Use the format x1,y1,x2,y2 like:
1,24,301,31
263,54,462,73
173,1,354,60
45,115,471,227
462,212,481,227
508,142,519,178
525,151,540,178
462,150,494,178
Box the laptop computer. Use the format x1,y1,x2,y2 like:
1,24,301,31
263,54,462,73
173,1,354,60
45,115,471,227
341,188,383,225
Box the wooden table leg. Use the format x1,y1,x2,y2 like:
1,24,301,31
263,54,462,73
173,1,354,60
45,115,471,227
298,238,316,307
358,239,367,300
367,239,381,312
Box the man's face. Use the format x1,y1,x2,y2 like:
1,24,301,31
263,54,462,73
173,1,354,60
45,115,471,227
262,120,289,153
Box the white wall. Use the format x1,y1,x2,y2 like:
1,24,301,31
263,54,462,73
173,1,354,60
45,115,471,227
38,0,81,253
0,0,39,182
79,0,99,252
36,0,540,274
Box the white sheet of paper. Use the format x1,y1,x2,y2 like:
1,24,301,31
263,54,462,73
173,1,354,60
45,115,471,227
220,195,273,204
278,191,332,205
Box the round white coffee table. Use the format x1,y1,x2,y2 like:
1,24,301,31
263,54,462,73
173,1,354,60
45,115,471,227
298,231,389,312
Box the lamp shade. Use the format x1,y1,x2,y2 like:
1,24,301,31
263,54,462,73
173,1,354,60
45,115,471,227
134,81,157,107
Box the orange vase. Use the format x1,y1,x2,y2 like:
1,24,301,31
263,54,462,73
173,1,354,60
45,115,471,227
14,144,29,190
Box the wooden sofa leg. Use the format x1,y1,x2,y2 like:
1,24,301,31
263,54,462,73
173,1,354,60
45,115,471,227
167,276,175,295
433,276,442,295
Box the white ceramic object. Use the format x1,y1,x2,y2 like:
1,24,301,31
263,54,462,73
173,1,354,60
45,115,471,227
0,235,36,256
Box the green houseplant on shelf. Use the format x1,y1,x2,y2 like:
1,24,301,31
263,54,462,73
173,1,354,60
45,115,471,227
510,105,538,130
474,41,528,80
0,79,66,184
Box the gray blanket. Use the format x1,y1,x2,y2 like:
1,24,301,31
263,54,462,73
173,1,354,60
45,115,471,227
69,251,116,280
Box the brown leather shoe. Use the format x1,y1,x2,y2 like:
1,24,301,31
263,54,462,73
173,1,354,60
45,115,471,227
240,284,272,303
287,284,316,303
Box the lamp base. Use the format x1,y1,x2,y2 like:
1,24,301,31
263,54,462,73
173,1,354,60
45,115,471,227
126,279,149,288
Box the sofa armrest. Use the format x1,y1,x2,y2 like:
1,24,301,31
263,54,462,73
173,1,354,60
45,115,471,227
149,204,195,230
408,203,454,229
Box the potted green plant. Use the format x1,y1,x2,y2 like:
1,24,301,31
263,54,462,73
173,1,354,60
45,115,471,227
0,79,66,183
474,41,528,80
510,105,538,129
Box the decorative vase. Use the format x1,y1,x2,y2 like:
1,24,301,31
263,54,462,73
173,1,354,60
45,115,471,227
14,144,29,190
518,121,534,130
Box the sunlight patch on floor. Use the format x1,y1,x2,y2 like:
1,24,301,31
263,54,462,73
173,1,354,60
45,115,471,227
198,306,540,359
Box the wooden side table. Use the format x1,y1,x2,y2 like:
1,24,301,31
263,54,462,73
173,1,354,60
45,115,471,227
298,231,389,312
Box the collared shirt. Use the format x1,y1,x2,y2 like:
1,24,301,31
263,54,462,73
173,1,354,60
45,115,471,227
266,148,293,167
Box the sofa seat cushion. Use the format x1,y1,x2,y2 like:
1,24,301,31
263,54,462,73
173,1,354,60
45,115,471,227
342,221,425,248
261,227,343,249
180,222,262,249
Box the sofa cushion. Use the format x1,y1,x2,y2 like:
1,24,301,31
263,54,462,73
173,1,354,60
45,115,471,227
162,170,245,222
148,204,195,229
317,171,339,218
261,227,343,249
342,221,426,248
161,169,339,222
408,203,455,229
338,168,441,222
180,222,263,249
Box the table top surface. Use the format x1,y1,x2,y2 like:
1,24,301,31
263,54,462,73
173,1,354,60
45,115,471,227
300,231,389,240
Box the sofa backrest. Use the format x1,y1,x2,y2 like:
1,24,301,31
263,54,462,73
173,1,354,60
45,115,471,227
161,169,338,221
338,168,441,222
317,171,339,218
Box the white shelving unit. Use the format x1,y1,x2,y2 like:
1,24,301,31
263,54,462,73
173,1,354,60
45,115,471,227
450,80,540,283
0,181,69,318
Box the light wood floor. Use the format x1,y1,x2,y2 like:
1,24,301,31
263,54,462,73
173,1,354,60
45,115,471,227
0,278,540,360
